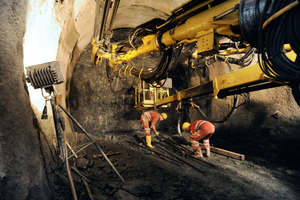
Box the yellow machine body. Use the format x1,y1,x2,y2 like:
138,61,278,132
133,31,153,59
161,0,240,46
91,0,300,110
155,50,296,107
92,0,241,66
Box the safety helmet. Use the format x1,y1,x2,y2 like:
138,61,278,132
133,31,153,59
182,122,190,131
161,113,167,120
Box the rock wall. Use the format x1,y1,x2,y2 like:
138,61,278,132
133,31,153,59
69,44,143,134
0,1,52,199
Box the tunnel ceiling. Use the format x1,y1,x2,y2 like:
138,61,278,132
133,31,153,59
54,0,190,105
76,0,189,37
111,0,186,29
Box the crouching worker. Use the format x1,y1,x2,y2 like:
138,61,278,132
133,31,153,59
182,120,215,158
141,111,167,148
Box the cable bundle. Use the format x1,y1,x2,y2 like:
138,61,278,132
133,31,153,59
131,45,183,85
257,0,300,82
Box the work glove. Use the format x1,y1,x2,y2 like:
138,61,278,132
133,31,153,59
156,132,160,136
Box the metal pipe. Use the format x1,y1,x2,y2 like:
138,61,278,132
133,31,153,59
51,99,78,200
107,0,120,32
127,141,184,164
67,141,95,159
93,151,125,158
213,4,240,21
158,134,215,167
99,0,112,41
155,143,205,174
158,134,184,152
59,103,125,183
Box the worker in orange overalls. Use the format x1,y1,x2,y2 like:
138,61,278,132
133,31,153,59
141,111,167,148
182,120,215,158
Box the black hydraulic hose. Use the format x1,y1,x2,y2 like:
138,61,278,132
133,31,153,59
130,45,183,84
185,95,240,124
177,103,192,136
177,113,182,136
211,95,239,123
155,44,183,88
58,103,125,183
288,10,300,55
51,99,77,200
258,0,300,81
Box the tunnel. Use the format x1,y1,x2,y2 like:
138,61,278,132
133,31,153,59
1,0,300,199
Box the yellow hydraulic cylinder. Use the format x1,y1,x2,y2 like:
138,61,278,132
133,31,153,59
114,34,159,63
161,0,241,46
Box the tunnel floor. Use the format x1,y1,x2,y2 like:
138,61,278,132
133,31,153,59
48,129,300,200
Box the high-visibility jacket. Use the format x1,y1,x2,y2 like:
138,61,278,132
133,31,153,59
187,120,215,140
141,111,161,136
141,111,160,127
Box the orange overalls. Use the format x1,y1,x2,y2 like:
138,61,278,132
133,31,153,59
186,120,215,151
141,111,160,136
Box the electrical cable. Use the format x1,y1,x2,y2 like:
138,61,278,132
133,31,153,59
51,98,78,200
191,95,240,123
262,1,299,30
238,47,256,67
257,0,300,82
188,45,256,70
130,44,183,85
177,94,241,135
128,28,143,49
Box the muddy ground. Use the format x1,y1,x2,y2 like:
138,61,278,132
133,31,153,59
48,128,300,200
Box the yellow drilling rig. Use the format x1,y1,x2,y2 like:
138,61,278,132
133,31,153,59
91,0,300,115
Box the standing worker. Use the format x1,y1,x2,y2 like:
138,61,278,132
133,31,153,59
182,120,215,158
141,111,167,148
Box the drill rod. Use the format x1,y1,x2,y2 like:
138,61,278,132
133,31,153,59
158,134,184,152
59,103,125,183
155,143,205,175
127,141,184,164
159,134,215,167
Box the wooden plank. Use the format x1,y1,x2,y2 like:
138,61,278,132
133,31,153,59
199,143,245,161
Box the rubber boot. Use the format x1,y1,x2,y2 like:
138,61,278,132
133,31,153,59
192,148,203,158
146,136,154,148
205,146,210,157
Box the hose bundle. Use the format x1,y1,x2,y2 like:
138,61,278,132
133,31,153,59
188,46,256,70
131,45,183,85
257,0,300,82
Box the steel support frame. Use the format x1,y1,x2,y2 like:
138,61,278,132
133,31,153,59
156,61,287,107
